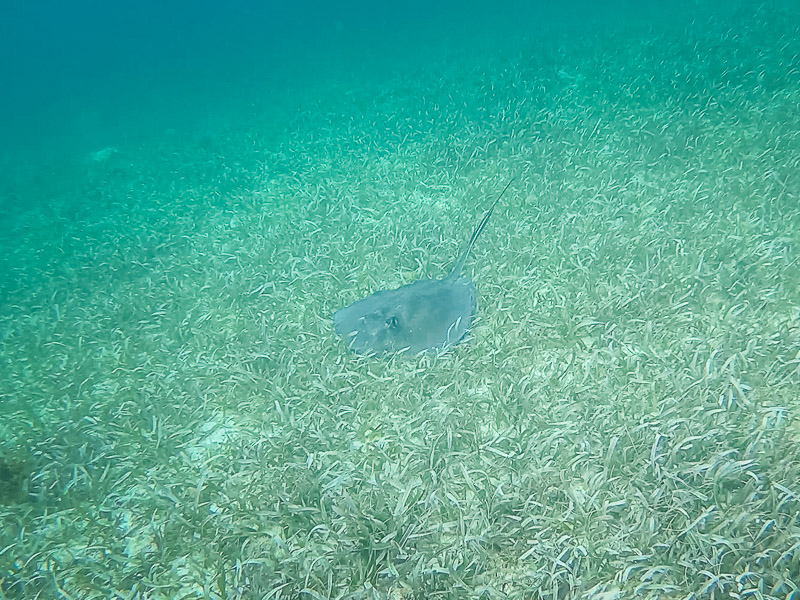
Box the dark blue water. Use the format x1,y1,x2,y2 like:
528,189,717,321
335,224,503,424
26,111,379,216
0,0,709,165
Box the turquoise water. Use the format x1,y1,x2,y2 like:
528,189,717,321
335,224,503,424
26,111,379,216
1,1,799,598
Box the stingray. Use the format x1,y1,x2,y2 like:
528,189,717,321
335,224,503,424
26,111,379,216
333,179,514,356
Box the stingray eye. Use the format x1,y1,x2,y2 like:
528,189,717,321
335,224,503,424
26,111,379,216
385,316,399,329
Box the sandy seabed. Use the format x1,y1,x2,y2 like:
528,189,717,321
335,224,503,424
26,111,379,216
1,5,799,599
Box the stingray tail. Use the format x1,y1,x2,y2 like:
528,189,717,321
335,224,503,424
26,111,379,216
446,178,515,280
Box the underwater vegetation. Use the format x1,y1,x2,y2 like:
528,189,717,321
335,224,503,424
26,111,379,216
1,4,799,599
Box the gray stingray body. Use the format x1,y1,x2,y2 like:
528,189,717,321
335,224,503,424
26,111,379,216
334,180,513,356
